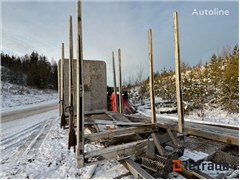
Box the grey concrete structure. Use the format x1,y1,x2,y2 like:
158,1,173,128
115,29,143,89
58,59,107,114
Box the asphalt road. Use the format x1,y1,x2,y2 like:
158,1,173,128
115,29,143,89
1,102,58,123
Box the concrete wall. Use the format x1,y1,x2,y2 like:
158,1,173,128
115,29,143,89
58,59,107,115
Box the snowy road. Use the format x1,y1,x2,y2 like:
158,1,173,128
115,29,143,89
0,101,131,179
0,101,61,178
1,101,58,123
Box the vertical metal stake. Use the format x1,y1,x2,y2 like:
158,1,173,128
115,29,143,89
68,15,76,151
118,49,122,113
148,29,156,124
60,43,66,128
173,12,184,134
112,51,117,112
76,0,84,168
58,61,61,116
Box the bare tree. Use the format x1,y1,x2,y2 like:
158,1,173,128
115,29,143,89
127,72,135,86
220,45,231,59
122,77,128,87
180,60,190,72
135,64,144,85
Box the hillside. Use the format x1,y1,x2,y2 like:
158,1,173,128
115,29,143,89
127,45,239,123
1,66,58,110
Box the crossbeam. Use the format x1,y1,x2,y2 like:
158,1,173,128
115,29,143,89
122,158,154,179
82,139,148,166
84,124,157,142
126,115,239,146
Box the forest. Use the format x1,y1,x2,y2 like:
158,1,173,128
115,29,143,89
1,51,58,90
129,44,239,113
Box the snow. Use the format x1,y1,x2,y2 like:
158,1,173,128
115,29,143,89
137,102,239,126
179,149,209,162
0,82,131,179
0,107,129,179
1,81,58,111
0,82,239,179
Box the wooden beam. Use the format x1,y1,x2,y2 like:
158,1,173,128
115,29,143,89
148,29,156,124
173,12,184,134
123,158,154,179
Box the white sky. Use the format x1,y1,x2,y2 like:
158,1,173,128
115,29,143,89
1,0,239,86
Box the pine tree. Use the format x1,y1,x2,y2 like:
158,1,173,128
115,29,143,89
220,44,239,112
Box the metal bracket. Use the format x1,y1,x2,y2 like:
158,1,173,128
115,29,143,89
142,129,184,178
65,106,73,114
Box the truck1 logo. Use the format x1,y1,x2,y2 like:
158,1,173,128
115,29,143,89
172,159,237,171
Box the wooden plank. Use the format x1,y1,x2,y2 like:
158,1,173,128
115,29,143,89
123,158,154,179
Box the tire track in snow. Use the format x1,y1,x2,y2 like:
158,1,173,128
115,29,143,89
26,117,57,156
0,122,43,145
1,117,57,164
0,122,46,162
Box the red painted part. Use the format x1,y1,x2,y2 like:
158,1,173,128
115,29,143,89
109,92,132,112
110,92,115,111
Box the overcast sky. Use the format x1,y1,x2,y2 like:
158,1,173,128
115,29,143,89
1,0,239,86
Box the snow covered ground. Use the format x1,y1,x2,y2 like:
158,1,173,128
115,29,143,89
0,82,239,179
1,81,58,111
0,83,133,179
0,108,131,179
136,98,239,126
